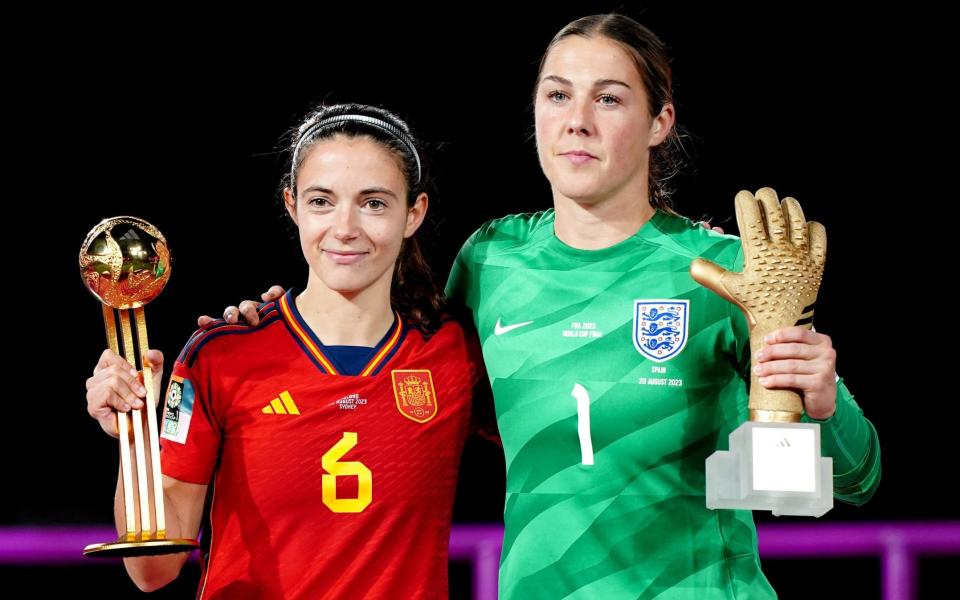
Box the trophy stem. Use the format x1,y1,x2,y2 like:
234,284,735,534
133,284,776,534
136,307,166,538
103,305,137,541
120,311,152,536
85,305,199,558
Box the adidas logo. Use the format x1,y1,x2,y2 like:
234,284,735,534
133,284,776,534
775,438,792,448
262,391,300,415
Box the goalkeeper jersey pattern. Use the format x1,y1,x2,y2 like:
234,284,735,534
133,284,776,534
446,209,878,599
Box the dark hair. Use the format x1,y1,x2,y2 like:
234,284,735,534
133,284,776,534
283,103,444,334
537,14,684,212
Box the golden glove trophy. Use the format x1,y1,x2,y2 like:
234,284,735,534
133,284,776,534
691,188,833,517
79,217,200,556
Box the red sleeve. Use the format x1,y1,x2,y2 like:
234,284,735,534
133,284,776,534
159,344,222,484
459,320,500,445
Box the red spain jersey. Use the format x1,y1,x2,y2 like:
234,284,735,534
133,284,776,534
159,289,481,599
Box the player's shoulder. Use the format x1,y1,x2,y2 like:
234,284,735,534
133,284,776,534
405,316,479,360
462,210,555,254
650,211,742,270
176,300,283,367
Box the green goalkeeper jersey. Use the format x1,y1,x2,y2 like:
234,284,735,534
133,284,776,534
446,209,880,599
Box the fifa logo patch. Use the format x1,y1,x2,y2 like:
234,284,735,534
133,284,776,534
161,375,195,444
391,369,437,423
633,300,689,362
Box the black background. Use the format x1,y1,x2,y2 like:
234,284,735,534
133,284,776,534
6,3,951,598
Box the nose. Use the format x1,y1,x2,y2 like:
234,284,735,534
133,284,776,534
565,98,594,136
333,203,360,241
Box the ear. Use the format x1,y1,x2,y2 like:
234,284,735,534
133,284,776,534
283,187,299,226
649,102,676,148
404,192,428,238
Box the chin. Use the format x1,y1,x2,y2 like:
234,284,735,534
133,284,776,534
321,267,393,298
555,185,605,205
318,273,368,295
551,173,604,199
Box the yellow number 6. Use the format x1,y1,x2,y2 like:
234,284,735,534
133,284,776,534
321,432,372,513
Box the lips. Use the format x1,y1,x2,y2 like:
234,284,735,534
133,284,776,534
561,151,597,166
323,250,369,265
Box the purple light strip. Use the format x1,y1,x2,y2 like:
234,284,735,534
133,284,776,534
1,526,118,565
4,522,959,600
756,522,960,556
884,538,916,600
449,525,501,600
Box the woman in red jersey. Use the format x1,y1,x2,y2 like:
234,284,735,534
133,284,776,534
85,103,484,599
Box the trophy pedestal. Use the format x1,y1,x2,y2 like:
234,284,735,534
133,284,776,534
706,422,833,517
84,537,200,558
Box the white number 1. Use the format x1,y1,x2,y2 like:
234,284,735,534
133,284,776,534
571,383,594,465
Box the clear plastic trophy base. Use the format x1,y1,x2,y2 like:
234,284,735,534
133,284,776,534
706,421,833,517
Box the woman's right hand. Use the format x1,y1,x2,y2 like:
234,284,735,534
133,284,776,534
85,349,164,438
196,285,286,328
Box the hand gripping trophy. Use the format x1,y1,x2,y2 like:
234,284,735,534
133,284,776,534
692,188,833,517
79,217,200,556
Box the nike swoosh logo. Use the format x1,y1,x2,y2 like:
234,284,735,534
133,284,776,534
495,318,534,336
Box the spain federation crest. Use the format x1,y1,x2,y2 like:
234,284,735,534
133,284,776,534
391,369,438,423
633,300,690,362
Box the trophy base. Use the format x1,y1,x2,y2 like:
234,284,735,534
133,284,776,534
706,421,833,517
84,537,200,558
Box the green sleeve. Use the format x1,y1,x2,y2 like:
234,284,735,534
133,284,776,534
803,378,881,505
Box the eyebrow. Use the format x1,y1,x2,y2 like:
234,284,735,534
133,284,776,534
301,185,399,199
359,187,399,198
302,185,334,195
539,75,632,90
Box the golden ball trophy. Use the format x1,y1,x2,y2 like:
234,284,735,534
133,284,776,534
79,217,200,556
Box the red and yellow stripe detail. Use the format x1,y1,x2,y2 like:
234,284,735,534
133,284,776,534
279,293,403,377
359,316,403,377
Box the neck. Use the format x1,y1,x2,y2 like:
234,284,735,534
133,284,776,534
296,273,395,346
552,186,656,250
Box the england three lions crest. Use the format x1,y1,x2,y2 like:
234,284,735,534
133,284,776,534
391,369,438,423
633,300,690,362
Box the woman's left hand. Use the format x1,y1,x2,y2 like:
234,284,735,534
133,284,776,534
753,326,837,420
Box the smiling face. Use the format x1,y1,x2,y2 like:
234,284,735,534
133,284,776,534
283,134,426,299
534,34,673,207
